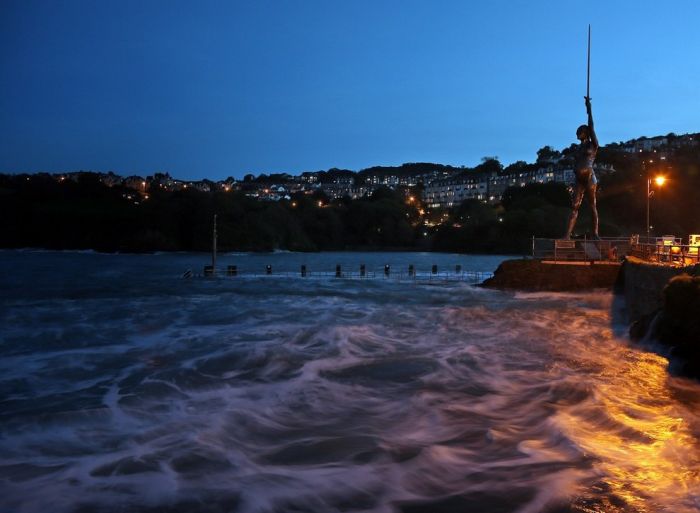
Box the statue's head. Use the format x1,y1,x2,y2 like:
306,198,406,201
576,125,590,141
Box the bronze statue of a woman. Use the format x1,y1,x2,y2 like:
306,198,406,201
565,96,599,239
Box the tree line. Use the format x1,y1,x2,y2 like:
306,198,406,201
2,142,698,254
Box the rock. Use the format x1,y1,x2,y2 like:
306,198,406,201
621,256,699,321
629,311,657,341
630,274,700,379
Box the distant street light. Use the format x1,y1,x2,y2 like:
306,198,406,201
647,174,666,242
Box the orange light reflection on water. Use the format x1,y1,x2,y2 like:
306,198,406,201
557,351,700,512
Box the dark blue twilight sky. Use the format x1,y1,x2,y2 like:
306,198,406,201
1,0,699,180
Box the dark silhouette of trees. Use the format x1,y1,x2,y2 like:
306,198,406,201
536,146,562,163
2,136,699,254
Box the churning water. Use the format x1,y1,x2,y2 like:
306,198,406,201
2,251,700,513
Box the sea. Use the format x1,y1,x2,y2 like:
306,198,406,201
1,250,700,513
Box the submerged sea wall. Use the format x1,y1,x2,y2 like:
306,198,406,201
481,259,621,291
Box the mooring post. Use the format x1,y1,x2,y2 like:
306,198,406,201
301,264,307,277
266,264,272,275
211,214,217,275
384,264,390,277
408,264,415,277
360,264,366,277
335,264,341,278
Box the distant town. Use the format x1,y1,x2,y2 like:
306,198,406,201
33,133,698,209
3,132,698,254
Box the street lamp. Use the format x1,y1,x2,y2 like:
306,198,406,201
646,174,666,242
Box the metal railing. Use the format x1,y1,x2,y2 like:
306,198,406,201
628,241,700,266
531,236,634,262
531,235,700,266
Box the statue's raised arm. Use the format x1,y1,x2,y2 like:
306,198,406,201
585,97,598,149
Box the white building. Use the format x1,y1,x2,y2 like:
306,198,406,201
423,172,490,208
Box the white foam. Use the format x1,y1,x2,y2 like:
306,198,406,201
3,252,700,512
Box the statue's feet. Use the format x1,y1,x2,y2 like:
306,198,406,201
592,234,601,241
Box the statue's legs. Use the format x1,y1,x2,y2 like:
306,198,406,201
565,185,586,239
586,183,599,237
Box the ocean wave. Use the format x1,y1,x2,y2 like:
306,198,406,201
1,252,700,512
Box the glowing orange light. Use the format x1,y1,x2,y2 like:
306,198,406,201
654,176,666,187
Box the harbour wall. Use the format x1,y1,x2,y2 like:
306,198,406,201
623,257,700,378
621,256,700,322
481,259,621,292
483,257,698,321
483,256,700,378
